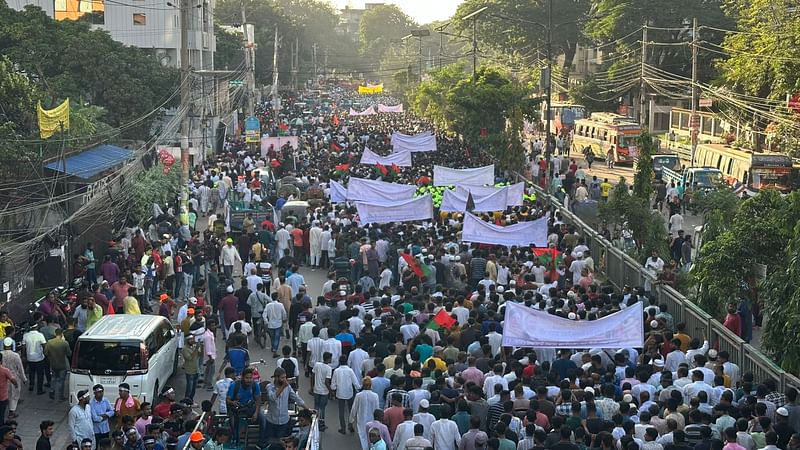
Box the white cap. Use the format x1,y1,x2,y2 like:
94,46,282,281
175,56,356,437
777,407,789,417
623,394,633,403
454,256,461,261
653,359,665,367
584,386,595,394
707,349,718,359
2,338,12,347
226,286,234,293
497,286,505,293
419,399,429,408
189,297,198,304
650,320,659,328
568,312,577,320
339,290,347,296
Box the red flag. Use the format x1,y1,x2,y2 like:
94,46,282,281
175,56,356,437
332,114,340,127
331,142,342,152
375,163,388,176
429,309,456,330
401,253,431,280
390,163,401,174
532,247,563,280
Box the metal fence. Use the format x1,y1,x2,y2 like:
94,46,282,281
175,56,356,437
519,174,800,392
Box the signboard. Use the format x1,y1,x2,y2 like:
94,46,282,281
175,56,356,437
244,116,261,144
628,145,639,158
229,80,243,87
689,114,700,129
698,98,713,107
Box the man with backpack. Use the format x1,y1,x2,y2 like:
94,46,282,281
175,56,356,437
225,367,261,444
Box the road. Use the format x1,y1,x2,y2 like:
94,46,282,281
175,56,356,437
18,264,359,450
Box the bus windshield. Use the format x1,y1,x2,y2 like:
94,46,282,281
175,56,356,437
73,341,142,374
750,168,793,192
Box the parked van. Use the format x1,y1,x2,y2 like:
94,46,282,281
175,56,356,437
69,315,178,404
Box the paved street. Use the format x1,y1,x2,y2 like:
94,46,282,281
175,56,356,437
16,264,359,450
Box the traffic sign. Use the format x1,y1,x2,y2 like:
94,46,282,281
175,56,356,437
229,80,244,87
689,114,700,129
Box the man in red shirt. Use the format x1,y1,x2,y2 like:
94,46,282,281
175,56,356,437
110,276,133,313
723,302,742,337
0,353,19,425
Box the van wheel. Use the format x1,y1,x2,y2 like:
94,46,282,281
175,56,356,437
153,381,159,405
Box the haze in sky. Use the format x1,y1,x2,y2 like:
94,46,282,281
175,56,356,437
330,0,464,25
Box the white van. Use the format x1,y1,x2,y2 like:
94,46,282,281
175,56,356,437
69,315,178,404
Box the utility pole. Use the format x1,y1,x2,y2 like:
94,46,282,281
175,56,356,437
291,37,298,91
690,17,698,167
324,46,328,79
545,0,553,160
271,28,280,120
241,1,254,117
312,43,318,86
179,0,191,209
640,24,647,128
472,18,478,83
418,36,423,83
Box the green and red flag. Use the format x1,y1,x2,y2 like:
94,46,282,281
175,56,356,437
532,247,563,280
390,163,401,174
401,253,433,281
428,309,456,331
331,141,343,152
374,163,389,176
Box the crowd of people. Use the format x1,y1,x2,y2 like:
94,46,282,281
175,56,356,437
0,84,797,450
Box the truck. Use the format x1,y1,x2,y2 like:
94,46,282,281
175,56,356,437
651,153,681,180
661,166,724,190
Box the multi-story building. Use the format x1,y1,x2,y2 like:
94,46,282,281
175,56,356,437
12,0,215,70
336,2,383,41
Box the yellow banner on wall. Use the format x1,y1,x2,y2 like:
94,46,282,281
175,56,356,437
37,99,70,139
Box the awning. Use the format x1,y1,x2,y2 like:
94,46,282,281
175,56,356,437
44,144,134,180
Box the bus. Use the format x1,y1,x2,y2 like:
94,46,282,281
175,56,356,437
543,102,586,136
693,143,796,194
573,113,642,165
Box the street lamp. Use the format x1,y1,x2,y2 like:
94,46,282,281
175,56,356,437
460,6,489,84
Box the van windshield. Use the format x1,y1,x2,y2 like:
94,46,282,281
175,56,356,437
73,341,142,374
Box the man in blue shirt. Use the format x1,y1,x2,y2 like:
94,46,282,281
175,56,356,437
371,365,391,409
224,336,249,376
226,368,261,444
90,384,114,443
260,367,307,445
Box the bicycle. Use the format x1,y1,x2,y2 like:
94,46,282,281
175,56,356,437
252,316,267,349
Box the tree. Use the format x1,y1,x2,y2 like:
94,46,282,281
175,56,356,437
760,214,800,372
408,64,539,170
632,132,655,200
0,56,41,159
691,191,800,317
0,4,178,140
584,0,731,82
568,75,619,113
358,4,417,58
214,25,245,71
599,177,669,259
452,0,590,75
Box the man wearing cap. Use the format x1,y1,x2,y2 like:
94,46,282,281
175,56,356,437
260,367,307,445
218,286,239,339
90,384,114,443
220,239,241,280
774,407,796,449
0,339,23,420
123,427,145,450
69,390,95,448
186,431,204,450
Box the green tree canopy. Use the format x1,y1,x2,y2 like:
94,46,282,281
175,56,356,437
358,4,417,59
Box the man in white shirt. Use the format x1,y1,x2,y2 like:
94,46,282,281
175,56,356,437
429,404,461,450
682,370,713,404
482,364,509,398
23,324,47,394
393,409,416,450
664,342,688,372
452,302,470,326
323,333,342,369
263,299,287,358
347,341,370,381
331,355,361,434
312,352,333,431
412,399,435,441
399,315,420,344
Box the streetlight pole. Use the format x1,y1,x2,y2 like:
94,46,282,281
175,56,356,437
545,0,553,161
461,7,487,84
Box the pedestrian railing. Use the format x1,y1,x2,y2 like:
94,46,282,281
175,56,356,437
516,172,800,392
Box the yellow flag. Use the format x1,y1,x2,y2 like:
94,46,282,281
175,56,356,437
37,99,70,139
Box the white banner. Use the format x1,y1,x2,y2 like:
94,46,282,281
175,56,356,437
461,213,548,247
455,183,525,207
434,164,495,187
346,177,417,203
502,302,645,349
356,195,433,225
507,182,525,207
359,148,412,167
260,136,299,155
390,131,437,153
329,180,347,203
440,187,509,212
349,106,376,116
378,104,404,113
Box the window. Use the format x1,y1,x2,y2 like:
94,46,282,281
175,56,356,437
133,13,146,25
54,0,104,23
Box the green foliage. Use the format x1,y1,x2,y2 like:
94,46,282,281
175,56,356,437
358,4,416,58
691,186,738,240
599,177,668,260
129,165,182,223
584,0,730,81
0,3,178,141
453,0,590,73
408,64,539,171
0,56,42,159
214,25,245,71
216,0,360,85
760,220,800,372
692,191,800,317
633,132,655,200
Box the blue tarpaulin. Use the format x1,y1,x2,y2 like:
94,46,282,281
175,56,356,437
44,144,134,180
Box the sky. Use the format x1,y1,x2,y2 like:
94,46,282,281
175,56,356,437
329,0,464,25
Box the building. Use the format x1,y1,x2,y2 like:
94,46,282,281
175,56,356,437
336,2,383,41
11,0,215,71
